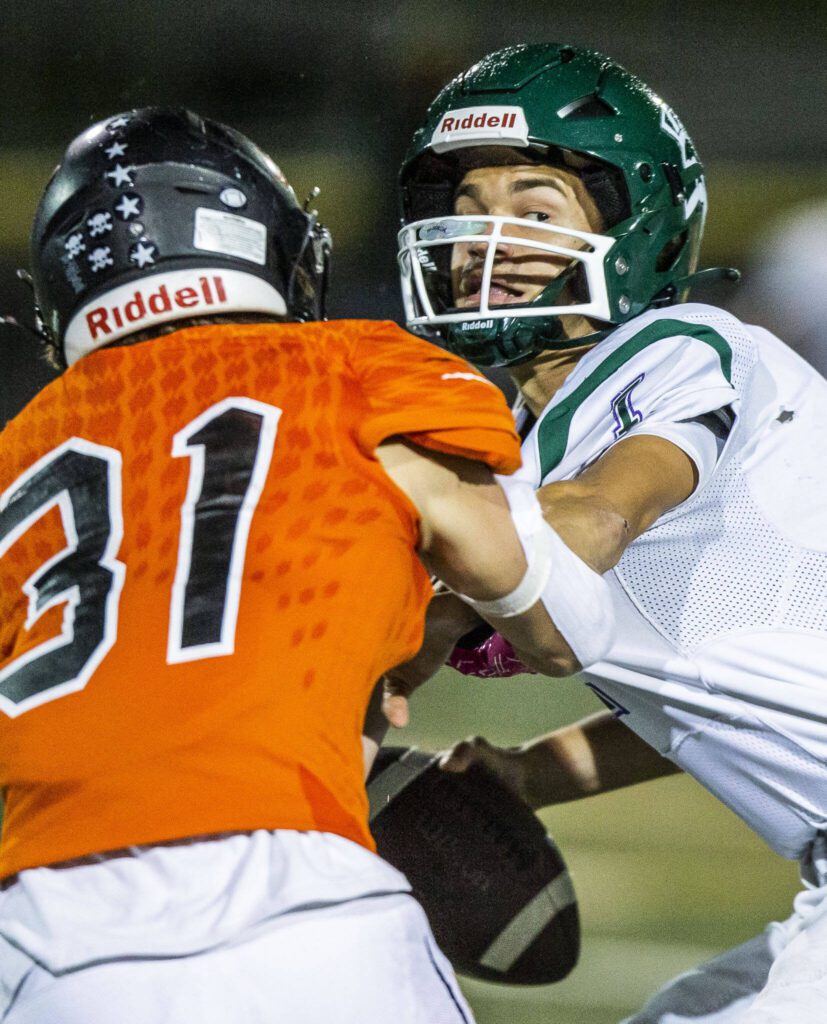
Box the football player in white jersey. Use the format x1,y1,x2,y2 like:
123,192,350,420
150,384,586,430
391,43,827,1024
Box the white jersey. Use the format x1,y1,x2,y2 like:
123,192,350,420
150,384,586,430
516,303,827,859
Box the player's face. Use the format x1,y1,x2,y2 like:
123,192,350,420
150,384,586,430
451,163,602,309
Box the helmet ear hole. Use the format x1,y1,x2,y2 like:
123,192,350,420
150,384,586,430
656,231,688,272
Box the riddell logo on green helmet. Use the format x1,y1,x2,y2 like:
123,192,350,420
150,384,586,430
430,106,529,154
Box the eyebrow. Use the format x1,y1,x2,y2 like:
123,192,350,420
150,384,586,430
454,175,568,204
510,176,568,196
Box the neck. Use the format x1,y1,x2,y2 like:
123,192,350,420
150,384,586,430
509,317,603,417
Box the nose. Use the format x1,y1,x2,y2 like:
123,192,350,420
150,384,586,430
465,222,513,262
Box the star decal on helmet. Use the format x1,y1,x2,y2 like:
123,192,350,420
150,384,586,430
129,241,158,268
115,194,143,220
105,164,135,188
31,106,332,364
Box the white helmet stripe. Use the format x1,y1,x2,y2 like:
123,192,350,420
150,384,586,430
64,268,287,365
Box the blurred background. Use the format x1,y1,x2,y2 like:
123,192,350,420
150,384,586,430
1,0,824,1019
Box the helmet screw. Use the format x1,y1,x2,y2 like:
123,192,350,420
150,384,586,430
128,222,144,237
614,256,629,275
618,295,631,314
614,133,624,143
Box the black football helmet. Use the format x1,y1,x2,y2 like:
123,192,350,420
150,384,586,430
30,108,331,365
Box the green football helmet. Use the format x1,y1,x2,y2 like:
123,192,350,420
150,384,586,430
398,43,731,367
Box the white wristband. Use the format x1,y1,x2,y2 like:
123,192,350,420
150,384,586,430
453,474,616,668
459,519,554,618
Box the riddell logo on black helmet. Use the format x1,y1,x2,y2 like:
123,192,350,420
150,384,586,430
63,268,287,366
429,106,529,154
85,275,229,340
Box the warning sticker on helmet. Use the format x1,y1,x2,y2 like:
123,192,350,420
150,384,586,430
429,106,529,154
194,208,267,265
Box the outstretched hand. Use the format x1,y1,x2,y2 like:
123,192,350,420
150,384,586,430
438,735,537,808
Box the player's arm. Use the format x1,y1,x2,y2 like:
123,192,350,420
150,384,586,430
375,431,696,731
445,429,701,680
442,711,681,810
538,431,699,574
435,433,696,798
386,429,697,684
376,439,616,679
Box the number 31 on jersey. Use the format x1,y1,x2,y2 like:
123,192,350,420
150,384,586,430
0,397,280,717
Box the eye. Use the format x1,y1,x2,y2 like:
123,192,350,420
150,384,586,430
523,211,551,223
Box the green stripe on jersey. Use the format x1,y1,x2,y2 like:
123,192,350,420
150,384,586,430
537,319,733,479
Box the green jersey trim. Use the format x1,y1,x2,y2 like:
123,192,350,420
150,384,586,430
537,319,734,480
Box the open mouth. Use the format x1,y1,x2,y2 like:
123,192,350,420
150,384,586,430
457,273,526,308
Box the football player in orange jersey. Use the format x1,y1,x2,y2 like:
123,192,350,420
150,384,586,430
0,109,616,1023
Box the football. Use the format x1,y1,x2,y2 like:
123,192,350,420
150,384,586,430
367,746,580,985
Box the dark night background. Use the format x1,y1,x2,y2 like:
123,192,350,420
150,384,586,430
2,0,826,422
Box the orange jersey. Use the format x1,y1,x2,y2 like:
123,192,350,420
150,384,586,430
0,320,520,878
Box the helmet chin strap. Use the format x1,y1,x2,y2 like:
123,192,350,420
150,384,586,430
651,266,741,307
441,262,741,368
442,262,587,367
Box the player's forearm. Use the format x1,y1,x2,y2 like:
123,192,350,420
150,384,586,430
518,711,682,808
399,591,482,683
378,441,615,674
536,434,699,576
431,476,617,674
363,680,388,778
536,482,630,575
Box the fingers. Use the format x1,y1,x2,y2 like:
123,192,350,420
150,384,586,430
382,674,412,728
382,692,410,729
439,735,493,772
439,735,531,805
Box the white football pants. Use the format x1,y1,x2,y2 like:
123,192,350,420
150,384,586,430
624,835,827,1024
0,831,474,1024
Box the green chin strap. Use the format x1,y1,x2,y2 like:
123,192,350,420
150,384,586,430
442,265,593,368
445,313,564,367
440,265,741,368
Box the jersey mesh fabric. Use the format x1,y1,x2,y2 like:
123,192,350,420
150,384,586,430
616,457,797,649
0,319,520,878
614,309,827,651
673,307,756,392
